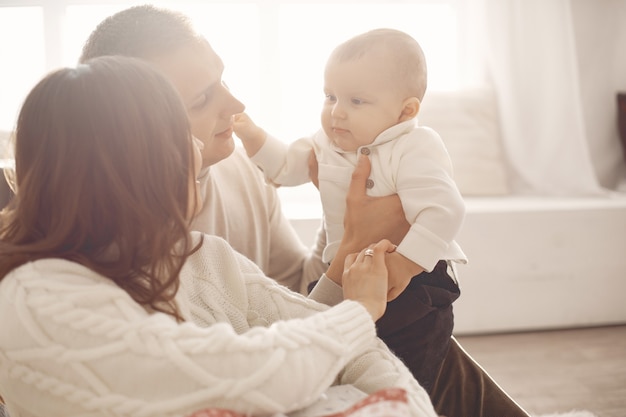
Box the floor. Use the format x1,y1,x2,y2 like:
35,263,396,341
456,325,626,417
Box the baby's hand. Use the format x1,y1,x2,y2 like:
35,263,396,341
233,112,266,157
233,112,264,142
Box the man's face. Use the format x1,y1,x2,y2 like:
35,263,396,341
150,40,245,167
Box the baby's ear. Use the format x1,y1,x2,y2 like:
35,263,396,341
399,97,420,121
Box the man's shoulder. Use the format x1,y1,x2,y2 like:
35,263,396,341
208,147,270,187
213,147,264,177
199,147,278,211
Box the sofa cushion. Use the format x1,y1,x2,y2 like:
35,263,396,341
418,88,510,196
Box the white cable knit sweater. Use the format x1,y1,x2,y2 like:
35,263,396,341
0,233,436,417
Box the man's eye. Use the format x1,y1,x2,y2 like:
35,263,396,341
190,94,210,110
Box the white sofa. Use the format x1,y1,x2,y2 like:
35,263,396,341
291,196,626,335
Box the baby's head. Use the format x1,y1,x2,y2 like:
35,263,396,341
330,28,427,100
322,28,427,151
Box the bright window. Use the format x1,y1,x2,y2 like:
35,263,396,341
0,7,45,131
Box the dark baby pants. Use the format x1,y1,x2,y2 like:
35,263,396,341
376,260,530,417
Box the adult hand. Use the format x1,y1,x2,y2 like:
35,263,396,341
325,154,412,287
343,154,409,249
342,239,397,321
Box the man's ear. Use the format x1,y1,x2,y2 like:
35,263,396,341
399,97,420,122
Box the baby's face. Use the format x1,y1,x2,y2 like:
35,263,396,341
321,53,407,152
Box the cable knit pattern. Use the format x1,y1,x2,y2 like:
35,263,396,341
0,233,436,417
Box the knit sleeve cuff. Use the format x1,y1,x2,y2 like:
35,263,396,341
308,273,344,306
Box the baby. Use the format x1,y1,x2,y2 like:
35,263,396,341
235,28,466,279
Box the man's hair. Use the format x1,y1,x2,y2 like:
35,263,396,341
80,5,201,63
0,56,200,320
329,28,428,100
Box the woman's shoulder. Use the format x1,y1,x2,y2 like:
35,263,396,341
0,259,131,311
2,258,112,289
190,231,237,255
0,258,143,336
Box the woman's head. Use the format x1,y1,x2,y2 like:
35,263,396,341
0,56,201,319
81,5,245,167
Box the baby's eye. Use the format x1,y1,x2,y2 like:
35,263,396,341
351,98,364,105
325,94,337,103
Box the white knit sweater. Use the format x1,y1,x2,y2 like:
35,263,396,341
0,233,436,417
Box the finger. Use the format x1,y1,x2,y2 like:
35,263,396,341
351,248,368,264
385,244,398,255
362,247,375,261
373,239,397,254
347,154,371,204
344,252,358,270
361,247,386,269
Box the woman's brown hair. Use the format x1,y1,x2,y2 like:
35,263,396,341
0,56,200,320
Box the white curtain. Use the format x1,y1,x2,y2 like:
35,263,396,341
570,0,626,191
482,0,626,196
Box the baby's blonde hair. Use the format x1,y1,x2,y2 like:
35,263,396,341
328,28,427,100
